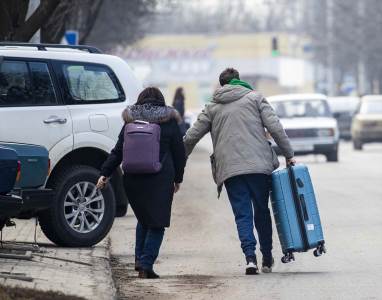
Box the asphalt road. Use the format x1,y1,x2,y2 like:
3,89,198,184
110,141,382,300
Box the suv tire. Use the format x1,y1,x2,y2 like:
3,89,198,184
39,165,116,247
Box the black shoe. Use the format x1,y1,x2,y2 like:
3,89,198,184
134,259,141,272
245,256,259,275
138,269,160,279
261,256,274,273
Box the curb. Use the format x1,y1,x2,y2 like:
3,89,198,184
90,236,117,300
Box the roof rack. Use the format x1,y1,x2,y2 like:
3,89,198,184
0,42,102,54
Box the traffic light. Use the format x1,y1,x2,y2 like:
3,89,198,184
272,37,280,57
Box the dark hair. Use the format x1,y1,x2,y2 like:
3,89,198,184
219,68,240,86
136,87,166,106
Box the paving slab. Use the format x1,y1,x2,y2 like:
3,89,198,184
0,219,115,300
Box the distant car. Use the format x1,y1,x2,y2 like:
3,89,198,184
268,94,340,162
0,143,53,229
327,96,360,140
351,95,382,150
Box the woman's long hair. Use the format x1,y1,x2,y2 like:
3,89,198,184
136,87,166,106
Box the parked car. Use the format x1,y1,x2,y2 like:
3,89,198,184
0,43,142,247
351,95,382,150
0,143,53,229
268,94,340,162
0,146,18,195
327,96,360,140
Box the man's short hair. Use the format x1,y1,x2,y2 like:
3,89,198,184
219,68,240,86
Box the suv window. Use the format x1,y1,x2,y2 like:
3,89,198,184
62,63,124,103
29,62,57,105
0,60,57,107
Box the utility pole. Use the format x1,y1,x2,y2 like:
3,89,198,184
27,0,41,43
326,0,335,96
357,0,366,96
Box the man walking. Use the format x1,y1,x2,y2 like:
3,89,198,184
184,68,295,275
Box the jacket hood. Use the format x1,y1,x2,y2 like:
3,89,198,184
122,104,182,124
213,84,252,104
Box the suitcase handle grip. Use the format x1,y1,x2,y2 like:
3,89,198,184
299,194,309,221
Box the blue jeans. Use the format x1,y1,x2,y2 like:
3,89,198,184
225,174,272,259
135,222,165,271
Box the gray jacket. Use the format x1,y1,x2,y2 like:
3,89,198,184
184,84,294,190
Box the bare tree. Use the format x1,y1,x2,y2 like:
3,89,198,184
43,0,163,50
265,0,382,94
0,0,60,42
86,0,159,51
149,0,261,34
41,0,104,44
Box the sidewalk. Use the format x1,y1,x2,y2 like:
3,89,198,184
0,219,115,300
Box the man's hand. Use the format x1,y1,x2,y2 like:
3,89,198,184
96,176,108,189
174,183,181,194
286,157,296,166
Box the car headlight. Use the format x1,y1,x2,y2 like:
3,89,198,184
316,128,335,137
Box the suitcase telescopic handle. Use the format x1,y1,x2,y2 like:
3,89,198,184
299,194,309,221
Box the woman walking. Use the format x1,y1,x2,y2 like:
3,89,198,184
172,87,185,119
172,87,189,135
97,87,186,279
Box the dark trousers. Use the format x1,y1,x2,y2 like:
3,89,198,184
135,222,165,270
225,174,273,259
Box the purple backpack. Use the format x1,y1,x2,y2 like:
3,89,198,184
122,120,163,174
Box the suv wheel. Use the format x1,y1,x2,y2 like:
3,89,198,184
353,139,363,150
39,165,116,247
325,148,339,162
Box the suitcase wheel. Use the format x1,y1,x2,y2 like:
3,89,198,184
281,252,295,263
313,244,327,257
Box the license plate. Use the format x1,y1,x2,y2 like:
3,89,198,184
293,144,314,151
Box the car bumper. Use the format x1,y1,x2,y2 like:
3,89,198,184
272,138,338,156
353,130,382,143
0,189,54,217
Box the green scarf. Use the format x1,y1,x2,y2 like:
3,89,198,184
229,78,253,90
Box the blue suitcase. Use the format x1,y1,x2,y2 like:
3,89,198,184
271,164,326,263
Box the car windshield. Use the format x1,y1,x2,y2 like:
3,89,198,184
271,99,331,118
360,101,382,114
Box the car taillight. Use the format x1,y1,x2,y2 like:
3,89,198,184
16,161,21,182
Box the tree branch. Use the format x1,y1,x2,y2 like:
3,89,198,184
79,0,105,44
0,1,13,40
13,0,60,41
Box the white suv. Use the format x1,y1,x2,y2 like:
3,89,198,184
0,43,141,247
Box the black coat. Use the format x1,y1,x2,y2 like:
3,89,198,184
101,105,186,228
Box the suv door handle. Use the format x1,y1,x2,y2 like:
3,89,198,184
43,116,67,124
